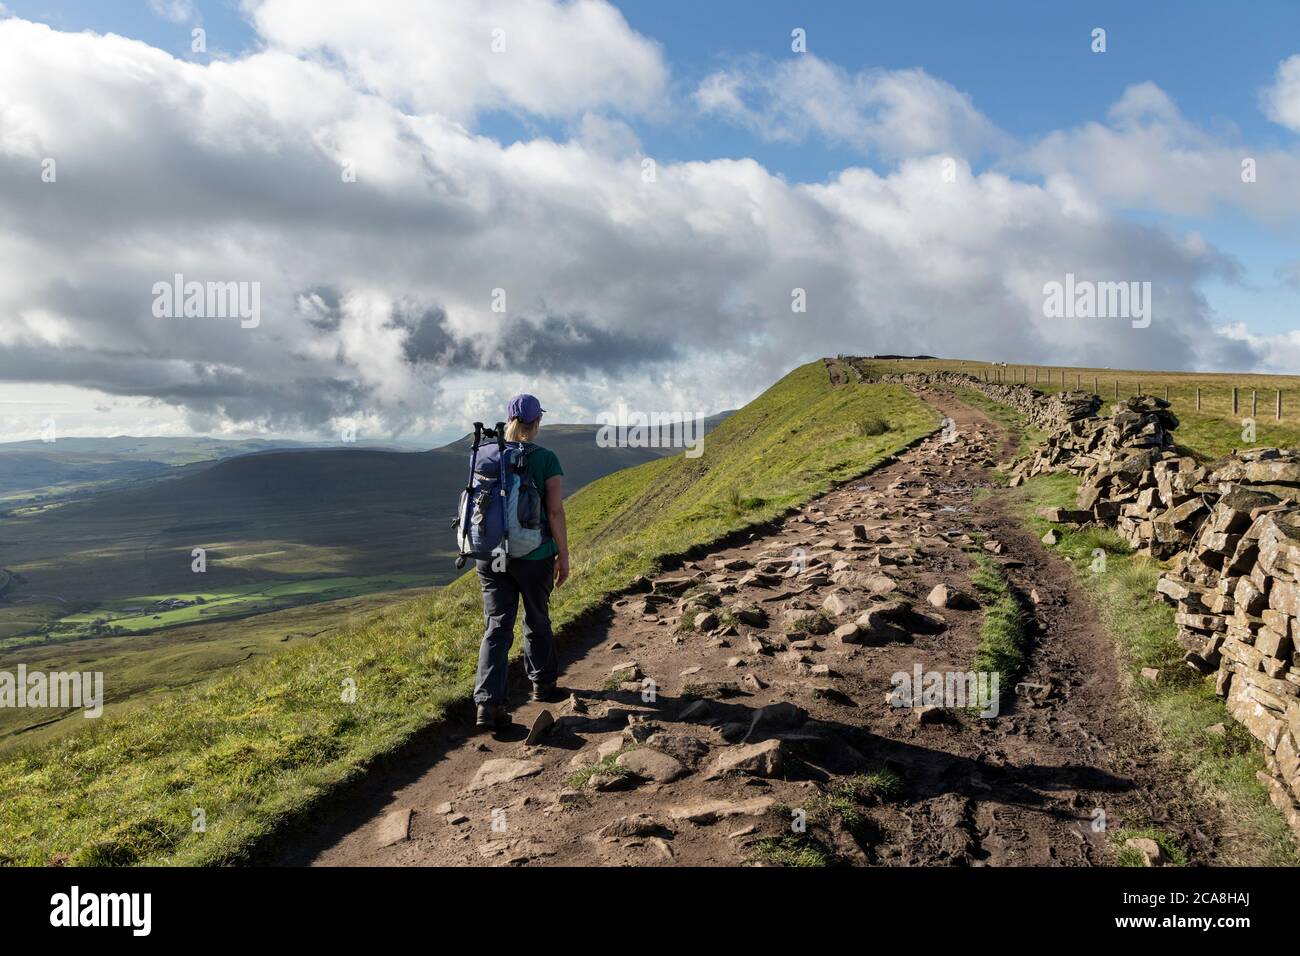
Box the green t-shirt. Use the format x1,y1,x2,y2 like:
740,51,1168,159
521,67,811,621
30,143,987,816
518,443,563,560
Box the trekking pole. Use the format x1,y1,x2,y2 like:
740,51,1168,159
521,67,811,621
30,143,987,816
495,422,509,559
455,423,485,569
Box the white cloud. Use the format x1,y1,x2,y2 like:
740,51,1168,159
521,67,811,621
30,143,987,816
246,0,669,122
1023,81,1300,221
694,55,1007,160
1262,54,1300,133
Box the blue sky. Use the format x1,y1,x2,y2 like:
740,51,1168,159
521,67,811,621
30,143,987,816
1,1,1298,441
10,0,1299,334
14,1,1300,168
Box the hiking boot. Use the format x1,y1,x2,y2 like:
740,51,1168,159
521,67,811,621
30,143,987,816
476,703,510,729
530,682,560,703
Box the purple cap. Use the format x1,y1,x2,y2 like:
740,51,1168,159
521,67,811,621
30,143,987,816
507,393,546,424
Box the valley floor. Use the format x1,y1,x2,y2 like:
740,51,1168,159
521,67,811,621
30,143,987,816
277,392,1226,867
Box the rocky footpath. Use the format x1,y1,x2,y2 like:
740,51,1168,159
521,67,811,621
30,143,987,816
286,390,1202,867
875,370,1098,435
891,369,1300,840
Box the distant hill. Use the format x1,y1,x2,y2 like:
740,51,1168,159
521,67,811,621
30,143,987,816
0,422,732,502
0,417,733,624
0,452,172,496
0,436,337,500
0,435,329,462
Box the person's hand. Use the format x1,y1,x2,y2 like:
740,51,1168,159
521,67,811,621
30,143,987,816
554,553,570,588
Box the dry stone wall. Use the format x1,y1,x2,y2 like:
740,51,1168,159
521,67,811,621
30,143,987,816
874,367,1300,837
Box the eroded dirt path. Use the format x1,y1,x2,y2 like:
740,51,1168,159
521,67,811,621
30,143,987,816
280,389,1219,867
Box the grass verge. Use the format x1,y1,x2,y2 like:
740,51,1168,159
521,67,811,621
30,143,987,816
968,552,1029,689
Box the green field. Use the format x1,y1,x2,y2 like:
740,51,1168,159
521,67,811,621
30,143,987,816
30,573,429,644
0,360,937,866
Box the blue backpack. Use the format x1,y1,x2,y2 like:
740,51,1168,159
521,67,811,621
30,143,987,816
453,421,546,569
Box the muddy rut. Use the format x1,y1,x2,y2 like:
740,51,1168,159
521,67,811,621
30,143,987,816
279,389,1223,867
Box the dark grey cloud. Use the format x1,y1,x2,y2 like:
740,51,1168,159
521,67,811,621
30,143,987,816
395,308,676,375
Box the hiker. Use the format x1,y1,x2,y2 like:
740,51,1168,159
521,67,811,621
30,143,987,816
472,394,571,729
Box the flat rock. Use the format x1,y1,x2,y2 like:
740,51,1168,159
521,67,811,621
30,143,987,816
667,797,777,824
833,622,862,643
927,583,976,609
615,747,688,782
375,808,412,848
585,772,635,792
821,592,858,617
596,736,626,759
468,758,544,792
704,738,785,779
645,733,711,767
1124,837,1169,866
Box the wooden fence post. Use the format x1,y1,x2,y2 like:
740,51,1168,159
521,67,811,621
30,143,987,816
1196,387,1201,410
1252,389,1258,417
1114,380,1119,398
1277,389,1282,422
1232,387,1239,415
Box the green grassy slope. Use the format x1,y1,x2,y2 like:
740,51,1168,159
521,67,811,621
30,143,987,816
0,361,937,866
0,585,434,756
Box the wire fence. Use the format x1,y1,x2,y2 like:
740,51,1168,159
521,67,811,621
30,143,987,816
894,360,1297,423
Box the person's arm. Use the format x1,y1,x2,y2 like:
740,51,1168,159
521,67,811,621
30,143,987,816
545,474,569,587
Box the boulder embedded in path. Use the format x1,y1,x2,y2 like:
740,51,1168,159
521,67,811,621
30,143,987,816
468,758,544,792
703,739,786,779
927,583,977,610
615,747,688,783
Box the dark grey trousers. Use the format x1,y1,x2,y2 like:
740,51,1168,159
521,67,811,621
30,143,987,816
473,555,558,705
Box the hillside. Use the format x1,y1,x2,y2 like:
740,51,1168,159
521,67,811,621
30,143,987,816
0,361,936,865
